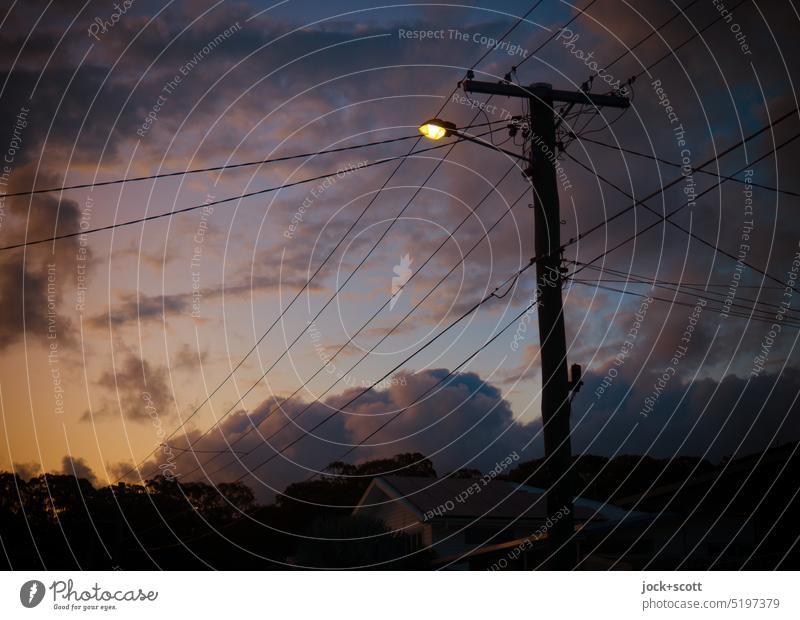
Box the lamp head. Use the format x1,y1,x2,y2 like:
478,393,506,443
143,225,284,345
418,118,456,140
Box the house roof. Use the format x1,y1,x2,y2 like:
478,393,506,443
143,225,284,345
354,475,617,523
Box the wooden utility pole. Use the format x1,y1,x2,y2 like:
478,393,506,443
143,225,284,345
463,80,629,569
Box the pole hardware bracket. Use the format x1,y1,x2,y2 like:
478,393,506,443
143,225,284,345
568,363,583,394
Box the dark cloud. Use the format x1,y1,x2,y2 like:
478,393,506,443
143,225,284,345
84,349,173,422
11,461,42,481
87,292,190,328
124,359,800,506
132,369,537,502
0,167,86,351
107,460,136,482
570,366,800,462
60,455,98,487
172,342,209,372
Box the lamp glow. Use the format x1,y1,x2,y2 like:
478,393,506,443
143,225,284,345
418,119,456,141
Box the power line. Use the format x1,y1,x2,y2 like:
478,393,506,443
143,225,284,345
601,0,702,72
572,278,792,323
571,280,800,329
0,130,493,254
524,0,600,61
631,0,752,82
556,106,798,260
0,132,426,198
127,293,545,548
570,261,793,316
471,0,546,68
163,444,249,456
125,272,537,550
567,275,784,291
578,135,800,198
139,281,538,516
563,125,800,294
1,121,507,201
569,267,798,324
561,0,750,139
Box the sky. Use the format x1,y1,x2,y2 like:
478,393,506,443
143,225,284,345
0,0,798,503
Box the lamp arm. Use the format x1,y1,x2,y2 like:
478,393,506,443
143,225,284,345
450,130,526,161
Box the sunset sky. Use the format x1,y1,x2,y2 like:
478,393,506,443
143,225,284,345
1,0,798,503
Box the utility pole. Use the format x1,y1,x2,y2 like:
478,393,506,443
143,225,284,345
463,80,629,569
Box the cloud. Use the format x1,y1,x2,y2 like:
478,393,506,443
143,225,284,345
107,460,136,482
172,343,209,372
570,366,800,462
11,461,42,481
87,292,191,328
79,360,800,507
84,350,173,423
60,455,98,487
0,166,86,352
127,361,800,503
130,368,537,502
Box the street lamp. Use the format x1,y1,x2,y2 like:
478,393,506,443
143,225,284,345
418,119,456,140
418,118,526,160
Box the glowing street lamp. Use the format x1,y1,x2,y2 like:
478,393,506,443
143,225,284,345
418,119,457,140
418,117,525,160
